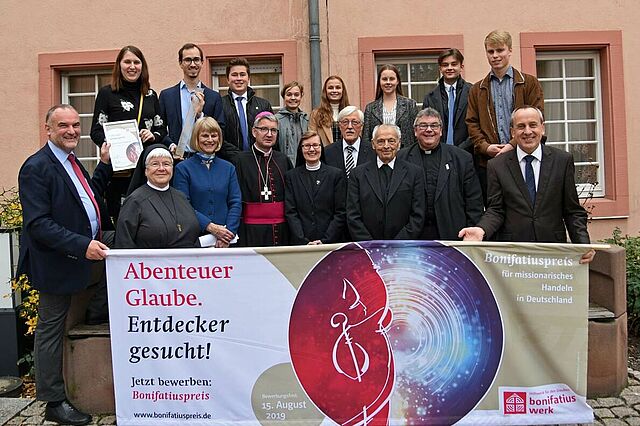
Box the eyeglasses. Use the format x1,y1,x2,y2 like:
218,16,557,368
147,161,173,169
414,123,442,130
182,57,202,65
254,126,279,135
301,143,321,150
339,119,362,127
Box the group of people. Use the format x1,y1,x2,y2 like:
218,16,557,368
17,29,596,425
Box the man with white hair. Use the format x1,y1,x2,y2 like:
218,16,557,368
346,123,425,241
325,106,376,177
235,112,293,246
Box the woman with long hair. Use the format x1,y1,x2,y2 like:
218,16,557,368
90,45,167,221
362,64,418,147
309,75,350,146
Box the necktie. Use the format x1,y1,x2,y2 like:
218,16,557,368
345,145,355,177
68,154,101,238
524,155,536,204
447,85,455,145
236,96,249,151
380,164,392,194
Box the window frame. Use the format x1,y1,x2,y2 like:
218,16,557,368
60,70,111,171
520,31,629,218
211,60,284,110
536,50,605,198
358,35,464,108
374,55,440,109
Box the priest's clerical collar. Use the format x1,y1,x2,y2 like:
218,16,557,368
306,161,321,171
422,142,441,155
253,145,272,157
147,181,169,191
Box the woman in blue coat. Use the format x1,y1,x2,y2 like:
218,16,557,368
174,117,241,247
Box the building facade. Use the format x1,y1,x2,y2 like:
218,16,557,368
1,0,636,239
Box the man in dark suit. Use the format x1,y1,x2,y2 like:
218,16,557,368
398,108,483,240
459,106,595,263
159,43,239,162
347,124,425,240
422,48,473,152
285,131,346,244
221,57,273,151
18,105,113,425
325,106,376,177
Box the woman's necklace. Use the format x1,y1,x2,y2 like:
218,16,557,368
252,147,273,201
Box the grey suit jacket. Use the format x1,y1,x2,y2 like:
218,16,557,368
362,95,418,147
477,145,590,243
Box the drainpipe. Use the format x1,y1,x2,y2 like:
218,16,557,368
308,0,322,108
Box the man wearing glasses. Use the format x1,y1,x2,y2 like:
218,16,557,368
159,43,235,160
398,108,483,240
325,106,376,177
235,112,293,246
346,124,425,241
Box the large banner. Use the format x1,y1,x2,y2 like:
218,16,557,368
106,241,594,425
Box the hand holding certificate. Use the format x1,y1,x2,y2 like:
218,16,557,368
103,120,144,171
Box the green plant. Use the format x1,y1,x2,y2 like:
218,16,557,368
602,227,640,325
0,187,22,229
1,187,36,374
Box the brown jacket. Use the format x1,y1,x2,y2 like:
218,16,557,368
309,109,334,147
466,67,544,166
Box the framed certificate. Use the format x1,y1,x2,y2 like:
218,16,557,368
103,119,143,171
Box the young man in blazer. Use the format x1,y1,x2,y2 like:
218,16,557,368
221,57,273,152
459,106,595,264
159,43,239,162
347,124,425,241
422,48,473,153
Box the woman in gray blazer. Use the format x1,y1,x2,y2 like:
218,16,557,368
362,64,418,147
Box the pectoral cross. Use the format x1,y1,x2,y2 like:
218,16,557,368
261,185,272,201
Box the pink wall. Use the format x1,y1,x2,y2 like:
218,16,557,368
1,0,638,240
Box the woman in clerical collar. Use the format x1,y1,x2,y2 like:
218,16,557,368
115,145,200,249
173,117,241,248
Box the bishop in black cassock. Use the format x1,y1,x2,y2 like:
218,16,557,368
235,113,293,247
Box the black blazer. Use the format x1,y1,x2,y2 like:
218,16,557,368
346,159,425,241
324,140,376,175
221,87,273,151
285,164,346,244
477,145,590,243
422,77,473,152
398,143,483,240
18,143,112,294
362,96,419,147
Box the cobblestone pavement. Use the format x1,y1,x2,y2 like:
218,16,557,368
5,370,640,425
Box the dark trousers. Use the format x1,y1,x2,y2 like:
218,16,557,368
34,262,107,402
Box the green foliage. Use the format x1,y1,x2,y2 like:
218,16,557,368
602,227,640,318
1,188,36,374
0,187,22,229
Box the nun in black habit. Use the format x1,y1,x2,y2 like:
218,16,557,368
115,144,200,249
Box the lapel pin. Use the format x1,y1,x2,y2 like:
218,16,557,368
445,164,450,170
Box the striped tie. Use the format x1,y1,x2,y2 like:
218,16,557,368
345,145,355,177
